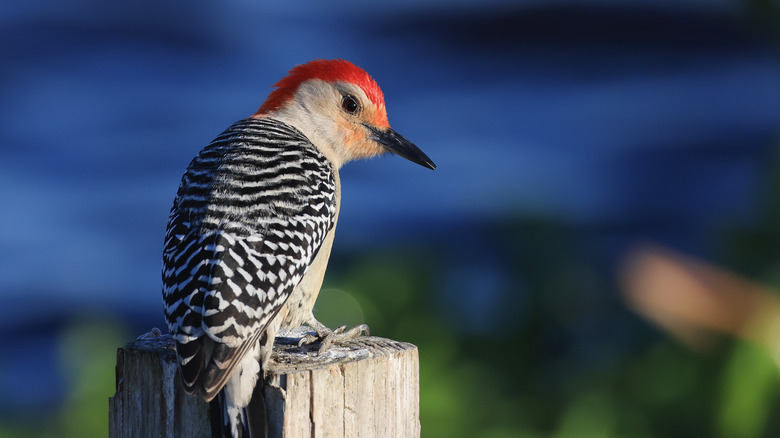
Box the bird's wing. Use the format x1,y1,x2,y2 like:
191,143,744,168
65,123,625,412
162,118,337,401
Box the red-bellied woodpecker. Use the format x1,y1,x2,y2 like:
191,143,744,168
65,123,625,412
162,59,435,437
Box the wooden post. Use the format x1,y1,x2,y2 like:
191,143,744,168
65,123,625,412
109,328,420,438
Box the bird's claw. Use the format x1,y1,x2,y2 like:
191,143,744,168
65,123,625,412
137,327,163,340
297,323,370,353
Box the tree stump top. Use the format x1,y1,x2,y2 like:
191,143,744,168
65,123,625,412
122,328,416,372
271,326,416,372
110,328,420,438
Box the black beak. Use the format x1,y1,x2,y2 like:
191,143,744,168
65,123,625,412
365,124,437,170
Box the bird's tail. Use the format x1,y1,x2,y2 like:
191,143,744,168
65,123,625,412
209,383,268,438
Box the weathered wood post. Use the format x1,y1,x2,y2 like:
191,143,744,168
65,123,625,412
109,328,420,438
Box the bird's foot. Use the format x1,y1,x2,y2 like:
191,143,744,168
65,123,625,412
297,322,370,353
137,327,163,340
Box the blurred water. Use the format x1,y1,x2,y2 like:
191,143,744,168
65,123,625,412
2,0,780,414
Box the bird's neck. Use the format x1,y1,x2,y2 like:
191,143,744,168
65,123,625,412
254,111,349,170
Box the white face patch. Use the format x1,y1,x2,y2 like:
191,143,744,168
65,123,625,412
266,79,387,168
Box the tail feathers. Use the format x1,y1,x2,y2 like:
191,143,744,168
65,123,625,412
209,383,267,438
175,338,204,395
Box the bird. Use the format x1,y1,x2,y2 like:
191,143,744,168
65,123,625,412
162,59,436,438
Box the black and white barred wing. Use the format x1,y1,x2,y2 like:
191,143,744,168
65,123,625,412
162,118,336,401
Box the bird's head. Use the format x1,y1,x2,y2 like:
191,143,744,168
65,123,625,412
253,59,436,170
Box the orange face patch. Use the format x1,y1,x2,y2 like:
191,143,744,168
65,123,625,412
335,117,386,160
368,104,390,129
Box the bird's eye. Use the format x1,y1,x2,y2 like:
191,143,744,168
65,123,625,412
341,95,360,115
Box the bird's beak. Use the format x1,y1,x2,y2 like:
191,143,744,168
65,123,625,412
365,124,437,170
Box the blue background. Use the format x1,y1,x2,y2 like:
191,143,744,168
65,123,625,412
3,1,780,436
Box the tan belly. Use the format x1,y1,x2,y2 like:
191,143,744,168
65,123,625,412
279,168,340,329
277,225,336,329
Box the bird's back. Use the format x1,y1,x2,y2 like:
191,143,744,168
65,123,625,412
162,117,337,400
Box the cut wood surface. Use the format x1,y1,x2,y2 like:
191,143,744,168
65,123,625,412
109,328,420,438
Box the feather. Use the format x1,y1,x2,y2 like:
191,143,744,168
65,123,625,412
162,117,337,403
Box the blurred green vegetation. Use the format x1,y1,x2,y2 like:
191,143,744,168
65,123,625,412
4,239,780,438
0,319,129,438
316,235,780,438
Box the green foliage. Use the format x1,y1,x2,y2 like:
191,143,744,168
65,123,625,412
553,392,616,438
6,222,780,438
53,319,129,438
318,219,780,438
0,318,129,438
718,342,780,438
4,235,780,437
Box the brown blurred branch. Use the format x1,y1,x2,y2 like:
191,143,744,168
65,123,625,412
619,244,780,353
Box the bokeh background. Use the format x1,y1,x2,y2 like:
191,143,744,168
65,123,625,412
3,0,780,437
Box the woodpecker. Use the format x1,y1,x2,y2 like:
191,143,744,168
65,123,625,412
162,59,435,438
